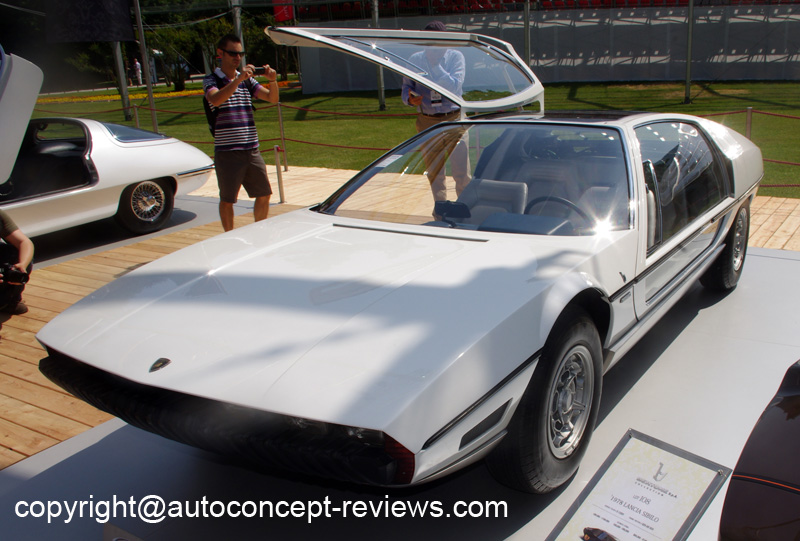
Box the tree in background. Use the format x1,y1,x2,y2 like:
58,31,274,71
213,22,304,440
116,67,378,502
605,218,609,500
192,17,236,79
0,0,296,92
147,27,197,91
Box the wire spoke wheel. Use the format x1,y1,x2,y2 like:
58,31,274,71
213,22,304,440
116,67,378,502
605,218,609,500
131,181,166,222
116,179,174,235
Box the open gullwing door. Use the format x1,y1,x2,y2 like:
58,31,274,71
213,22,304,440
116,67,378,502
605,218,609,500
266,26,544,114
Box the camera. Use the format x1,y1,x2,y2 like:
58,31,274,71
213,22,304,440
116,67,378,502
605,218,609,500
253,67,265,75
1,265,29,284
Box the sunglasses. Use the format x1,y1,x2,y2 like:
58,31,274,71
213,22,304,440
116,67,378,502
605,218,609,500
222,49,245,57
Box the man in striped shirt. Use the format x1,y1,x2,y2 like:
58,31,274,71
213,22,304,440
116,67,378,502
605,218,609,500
204,34,279,231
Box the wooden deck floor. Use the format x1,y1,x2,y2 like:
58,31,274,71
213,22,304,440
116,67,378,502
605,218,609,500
0,166,797,470
750,195,800,251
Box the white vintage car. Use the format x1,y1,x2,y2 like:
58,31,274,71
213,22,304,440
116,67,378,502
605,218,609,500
0,46,213,236
38,28,762,493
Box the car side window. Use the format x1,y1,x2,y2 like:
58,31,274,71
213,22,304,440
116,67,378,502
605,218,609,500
635,122,725,251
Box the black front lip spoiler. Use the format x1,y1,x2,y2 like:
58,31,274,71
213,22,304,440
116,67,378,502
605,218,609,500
39,352,402,486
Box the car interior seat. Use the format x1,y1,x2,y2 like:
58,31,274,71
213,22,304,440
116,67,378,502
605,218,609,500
515,160,581,217
575,157,630,229
456,178,528,225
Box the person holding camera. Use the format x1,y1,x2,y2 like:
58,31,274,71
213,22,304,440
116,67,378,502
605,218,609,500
204,34,279,232
0,209,33,315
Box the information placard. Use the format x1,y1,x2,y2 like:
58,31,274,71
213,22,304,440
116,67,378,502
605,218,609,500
547,430,731,541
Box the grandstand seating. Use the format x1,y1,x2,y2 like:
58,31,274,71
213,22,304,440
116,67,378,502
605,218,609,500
294,0,796,21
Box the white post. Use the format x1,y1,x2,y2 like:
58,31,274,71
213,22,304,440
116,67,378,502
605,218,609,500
274,145,286,203
746,107,753,140
277,102,289,171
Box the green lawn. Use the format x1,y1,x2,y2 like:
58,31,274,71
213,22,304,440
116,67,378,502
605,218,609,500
35,80,800,197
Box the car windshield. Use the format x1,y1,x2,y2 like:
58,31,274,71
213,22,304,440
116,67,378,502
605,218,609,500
319,122,630,236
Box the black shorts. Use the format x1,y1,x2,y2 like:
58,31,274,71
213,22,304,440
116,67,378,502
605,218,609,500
214,149,273,203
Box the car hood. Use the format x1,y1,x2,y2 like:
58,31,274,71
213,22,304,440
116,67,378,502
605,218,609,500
0,46,43,184
38,210,616,438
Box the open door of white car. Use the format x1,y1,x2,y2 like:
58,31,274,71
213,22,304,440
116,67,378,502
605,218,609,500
266,26,544,114
0,46,43,185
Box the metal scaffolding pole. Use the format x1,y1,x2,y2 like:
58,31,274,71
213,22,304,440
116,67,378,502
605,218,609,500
133,0,158,132
373,0,386,111
232,0,246,67
684,0,695,104
112,42,132,121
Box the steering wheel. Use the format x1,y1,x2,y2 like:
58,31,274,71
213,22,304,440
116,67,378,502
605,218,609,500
522,145,559,161
524,196,592,223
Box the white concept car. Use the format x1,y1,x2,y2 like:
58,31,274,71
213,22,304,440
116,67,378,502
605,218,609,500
38,28,762,493
0,46,213,237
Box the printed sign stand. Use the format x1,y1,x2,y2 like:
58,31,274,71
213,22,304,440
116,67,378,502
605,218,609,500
547,429,731,541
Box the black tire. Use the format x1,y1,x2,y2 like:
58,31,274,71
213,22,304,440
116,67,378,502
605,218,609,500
486,307,603,493
700,200,750,291
115,179,174,235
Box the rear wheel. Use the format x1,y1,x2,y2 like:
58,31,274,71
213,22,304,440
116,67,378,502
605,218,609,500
116,179,174,235
487,307,602,493
701,200,750,291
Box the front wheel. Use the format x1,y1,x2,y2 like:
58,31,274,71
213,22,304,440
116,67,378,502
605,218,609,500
700,200,750,291
116,179,174,235
486,307,603,493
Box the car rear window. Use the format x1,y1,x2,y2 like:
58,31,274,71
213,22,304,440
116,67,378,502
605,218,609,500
103,123,168,142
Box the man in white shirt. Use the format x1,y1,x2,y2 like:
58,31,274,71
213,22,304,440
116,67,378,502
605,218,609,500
401,21,470,202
